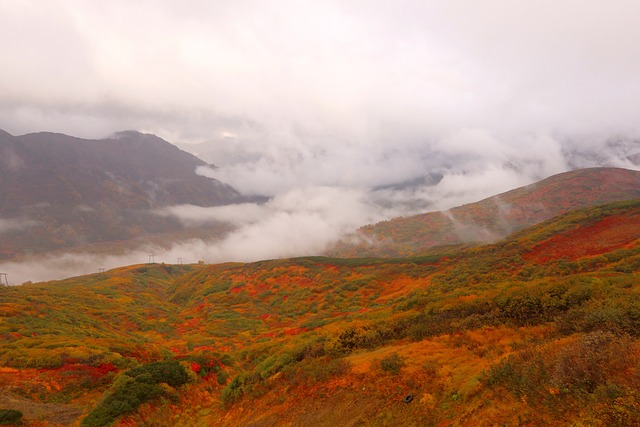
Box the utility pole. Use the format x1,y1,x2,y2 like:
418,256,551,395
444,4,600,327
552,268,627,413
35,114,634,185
177,257,183,265
148,254,155,264
0,273,8,286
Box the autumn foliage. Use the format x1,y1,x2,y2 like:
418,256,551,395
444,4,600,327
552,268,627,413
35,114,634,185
1,198,640,425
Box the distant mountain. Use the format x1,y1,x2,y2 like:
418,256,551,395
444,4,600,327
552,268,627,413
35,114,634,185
328,167,640,257
0,130,242,258
176,136,264,168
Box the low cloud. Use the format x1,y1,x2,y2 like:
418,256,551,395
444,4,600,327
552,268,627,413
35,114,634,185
3,136,638,285
157,203,265,227
0,185,419,284
0,218,39,234
1,2,640,284
156,186,405,260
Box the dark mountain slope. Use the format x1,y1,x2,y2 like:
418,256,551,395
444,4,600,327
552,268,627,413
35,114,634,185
0,130,241,257
329,167,640,257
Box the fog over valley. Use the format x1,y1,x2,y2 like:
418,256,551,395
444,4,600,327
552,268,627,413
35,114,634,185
1,1,639,283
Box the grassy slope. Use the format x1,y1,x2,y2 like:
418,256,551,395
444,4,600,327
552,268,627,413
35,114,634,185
1,200,640,425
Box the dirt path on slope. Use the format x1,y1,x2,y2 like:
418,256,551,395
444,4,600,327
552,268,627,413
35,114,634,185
0,389,83,426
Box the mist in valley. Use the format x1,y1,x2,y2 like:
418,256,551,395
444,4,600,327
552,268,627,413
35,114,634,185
1,1,640,283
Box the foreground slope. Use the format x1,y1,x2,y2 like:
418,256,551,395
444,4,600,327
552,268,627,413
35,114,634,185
0,130,240,258
1,200,640,425
329,167,640,257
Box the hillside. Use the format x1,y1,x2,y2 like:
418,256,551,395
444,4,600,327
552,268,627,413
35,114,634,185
329,167,640,257
1,199,640,425
0,130,241,258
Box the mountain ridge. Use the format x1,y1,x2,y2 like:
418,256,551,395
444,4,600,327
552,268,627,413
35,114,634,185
329,166,640,257
0,130,242,258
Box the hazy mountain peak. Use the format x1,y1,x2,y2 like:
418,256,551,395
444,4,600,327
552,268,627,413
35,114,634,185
110,130,166,144
0,130,241,258
111,129,146,138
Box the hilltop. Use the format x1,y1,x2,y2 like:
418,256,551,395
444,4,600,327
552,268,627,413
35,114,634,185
1,199,640,425
0,130,241,258
329,167,640,257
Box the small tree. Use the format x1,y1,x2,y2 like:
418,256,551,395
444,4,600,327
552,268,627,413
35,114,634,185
380,352,405,375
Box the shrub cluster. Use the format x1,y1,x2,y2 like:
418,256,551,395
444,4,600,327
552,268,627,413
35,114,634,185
81,361,191,427
0,409,23,426
379,352,405,375
486,331,640,423
220,336,346,405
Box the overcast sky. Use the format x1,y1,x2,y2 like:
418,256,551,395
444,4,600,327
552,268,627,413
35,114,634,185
2,2,638,133
2,1,640,282
2,1,639,186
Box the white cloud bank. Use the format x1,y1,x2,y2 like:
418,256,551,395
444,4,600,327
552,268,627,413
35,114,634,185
0,1,639,283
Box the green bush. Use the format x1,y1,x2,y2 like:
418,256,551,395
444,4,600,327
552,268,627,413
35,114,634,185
556,298,640,337
82,378,160,427
82,361,191,427
125,360,190,386
220,372,256,405
0,409,23,425
380,352,405,375
217,370,229,385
